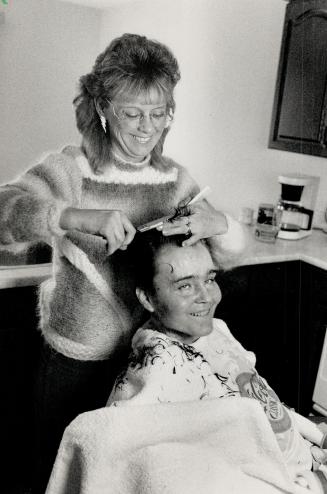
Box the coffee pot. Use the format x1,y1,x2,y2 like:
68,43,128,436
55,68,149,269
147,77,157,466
277,174,320,240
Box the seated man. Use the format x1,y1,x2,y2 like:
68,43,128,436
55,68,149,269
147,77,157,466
107,231,327,493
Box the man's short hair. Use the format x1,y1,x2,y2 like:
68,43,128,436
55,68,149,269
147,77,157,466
129,230,207,293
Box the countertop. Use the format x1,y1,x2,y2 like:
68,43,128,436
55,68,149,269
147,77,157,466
0,262,52,289
1,228,327,289
241,227,327,270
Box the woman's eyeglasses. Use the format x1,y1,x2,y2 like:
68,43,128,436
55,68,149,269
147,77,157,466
106,100,170,128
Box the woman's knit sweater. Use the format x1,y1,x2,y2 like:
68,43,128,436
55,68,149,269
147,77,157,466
0,145,245,361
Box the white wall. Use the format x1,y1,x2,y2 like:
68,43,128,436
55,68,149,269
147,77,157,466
100,0,327,219
1,0,326,219
0,0,101,183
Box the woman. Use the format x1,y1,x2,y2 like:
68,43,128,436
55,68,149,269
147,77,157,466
0,33,245,492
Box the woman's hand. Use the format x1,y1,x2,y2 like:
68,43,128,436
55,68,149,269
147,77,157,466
159,200,228,247
60,207,136,255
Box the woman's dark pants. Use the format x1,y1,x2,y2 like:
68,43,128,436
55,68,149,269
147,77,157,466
32,341,124,494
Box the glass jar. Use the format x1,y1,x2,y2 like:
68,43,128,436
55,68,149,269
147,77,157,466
254,203,280,243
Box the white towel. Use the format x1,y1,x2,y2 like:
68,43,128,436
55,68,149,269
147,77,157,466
46,397,312,494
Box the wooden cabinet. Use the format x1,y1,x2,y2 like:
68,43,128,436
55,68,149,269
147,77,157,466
0,286,41,490
216,262,302,411
216,261,327,416
299,263,327,414
269,0,327,158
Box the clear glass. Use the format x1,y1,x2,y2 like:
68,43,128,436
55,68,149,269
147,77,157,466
254,203,281,243
255,223,280,243
107,100,168,128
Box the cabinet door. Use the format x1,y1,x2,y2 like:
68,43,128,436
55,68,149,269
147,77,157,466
216,262,302,411
0,286,40,489
216,266,250,345
299,263,327,415
269,0,327,158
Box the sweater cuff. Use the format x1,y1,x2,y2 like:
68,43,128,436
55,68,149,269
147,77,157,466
211,213,247,254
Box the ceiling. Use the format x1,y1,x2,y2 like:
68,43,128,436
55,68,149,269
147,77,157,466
58,0,135,8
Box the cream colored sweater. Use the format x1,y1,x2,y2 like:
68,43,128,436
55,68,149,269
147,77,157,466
0,146,245,360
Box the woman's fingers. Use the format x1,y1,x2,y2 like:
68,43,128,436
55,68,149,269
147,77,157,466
59,207,136,255
161,217,191,236
181,233,200,247
98,211,136,255
161,216,201,247
161,202,227,241
120,215,137,249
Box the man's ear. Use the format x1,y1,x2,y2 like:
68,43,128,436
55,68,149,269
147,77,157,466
136,287,155,313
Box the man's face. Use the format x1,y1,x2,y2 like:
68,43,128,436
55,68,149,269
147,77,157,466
147,242,221,343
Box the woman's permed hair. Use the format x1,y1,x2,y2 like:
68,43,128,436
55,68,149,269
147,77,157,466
74,33,181,173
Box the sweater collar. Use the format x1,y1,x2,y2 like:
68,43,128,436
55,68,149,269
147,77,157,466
111,150,151,168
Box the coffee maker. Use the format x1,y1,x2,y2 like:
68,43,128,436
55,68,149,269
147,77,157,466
277,174,320,240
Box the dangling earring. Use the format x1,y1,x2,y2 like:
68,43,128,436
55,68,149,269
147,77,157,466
165,114,173,129
100,115,107,133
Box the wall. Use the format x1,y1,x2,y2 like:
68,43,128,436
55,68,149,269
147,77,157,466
0,0,101,183
1,0,326,220
100,0,327,220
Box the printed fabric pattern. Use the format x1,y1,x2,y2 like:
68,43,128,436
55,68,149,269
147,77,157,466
108,318,312,471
